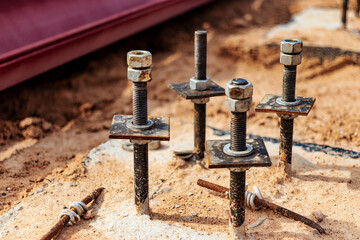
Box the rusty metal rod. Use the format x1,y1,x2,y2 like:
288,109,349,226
197,179,326,234
40,187,105,240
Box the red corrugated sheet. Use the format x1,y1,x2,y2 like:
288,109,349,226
0,0,214,91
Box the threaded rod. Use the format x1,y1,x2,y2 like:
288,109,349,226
230,112,247,151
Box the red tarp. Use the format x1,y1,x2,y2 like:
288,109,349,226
0,0,214,91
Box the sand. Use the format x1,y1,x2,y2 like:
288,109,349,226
0,0,359,239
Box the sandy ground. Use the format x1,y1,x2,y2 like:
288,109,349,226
0,0,359,239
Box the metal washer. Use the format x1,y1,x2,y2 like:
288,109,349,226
223,143,253,157
126,119,154,130
276,97,301,106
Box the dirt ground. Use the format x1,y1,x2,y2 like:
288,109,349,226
0,0,359,239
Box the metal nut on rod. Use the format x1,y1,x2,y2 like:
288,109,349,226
127,50,152,68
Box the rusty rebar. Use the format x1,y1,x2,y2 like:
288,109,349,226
197,179,326,234
41,187,104,240
194,102,206,160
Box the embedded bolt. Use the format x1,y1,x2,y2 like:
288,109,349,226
192,30,209,160
128,50,152,214
278,39,303,171
224,78,254,238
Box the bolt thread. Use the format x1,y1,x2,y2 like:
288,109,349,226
230,112,247,151
282,65,297,102
132,82,148,125
229,170,246,227
134,144,149,209
195,30,207,80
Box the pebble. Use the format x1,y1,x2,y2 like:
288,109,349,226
36,187,43,193
187,192,194,196
182,216,193,221
202,174,210,179
14,205,23,211
1,192,6,196
312,210,325,222
191,212,198,217
70,183,77,187
248,216,267,228
159,187,171,194
173,204,180,209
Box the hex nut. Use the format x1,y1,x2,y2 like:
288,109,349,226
225,80,253,100
281,39,303,54
128,67,152,82
127,50,152,68
190,77,211,91
280,53,302,66
225,97,252,112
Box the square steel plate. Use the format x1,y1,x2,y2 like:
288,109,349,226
169,81,225,99
109,115,170,141
206,138,271,169
255,94,315,116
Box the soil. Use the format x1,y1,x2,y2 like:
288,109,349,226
0,0,359,239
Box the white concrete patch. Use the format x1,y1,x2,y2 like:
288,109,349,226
91,200,228,240
266,8,356,38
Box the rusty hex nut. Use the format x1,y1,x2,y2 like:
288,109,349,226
280,53,302,66
128,67,152,82
281,39,303,54
225,97,252,112
225,79,253,100
127,50,152,68
190,77,211,91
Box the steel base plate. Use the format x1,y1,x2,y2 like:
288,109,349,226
206,138,271,169
109,115,170,141
169,81,225,99
255,94,315,116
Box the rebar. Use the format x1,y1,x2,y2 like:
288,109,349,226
197,179,326,234
40,187,104,240
279,118,294,165
342,0,349,29
134,144,149,214
229,171,246,228
194,103,206,159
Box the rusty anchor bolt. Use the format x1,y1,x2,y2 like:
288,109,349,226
127,50,153,215
278,39,302,172
169,30,225,161
224,78,253,238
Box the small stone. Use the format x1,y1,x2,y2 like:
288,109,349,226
21,125,43,139
42,121,52,131
14,205,23,211
348,179,352,184
191,212,198,217
1,192,6,196
6,187,11,191
83,209,96,220
36,187,43,193
173,204,180,209
182,216,193,221
187,192,194,196
312,210,325,222
19,117,42,129
159,187,171,194
248,216,267,228
202,174,210,179
70,183,77,187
